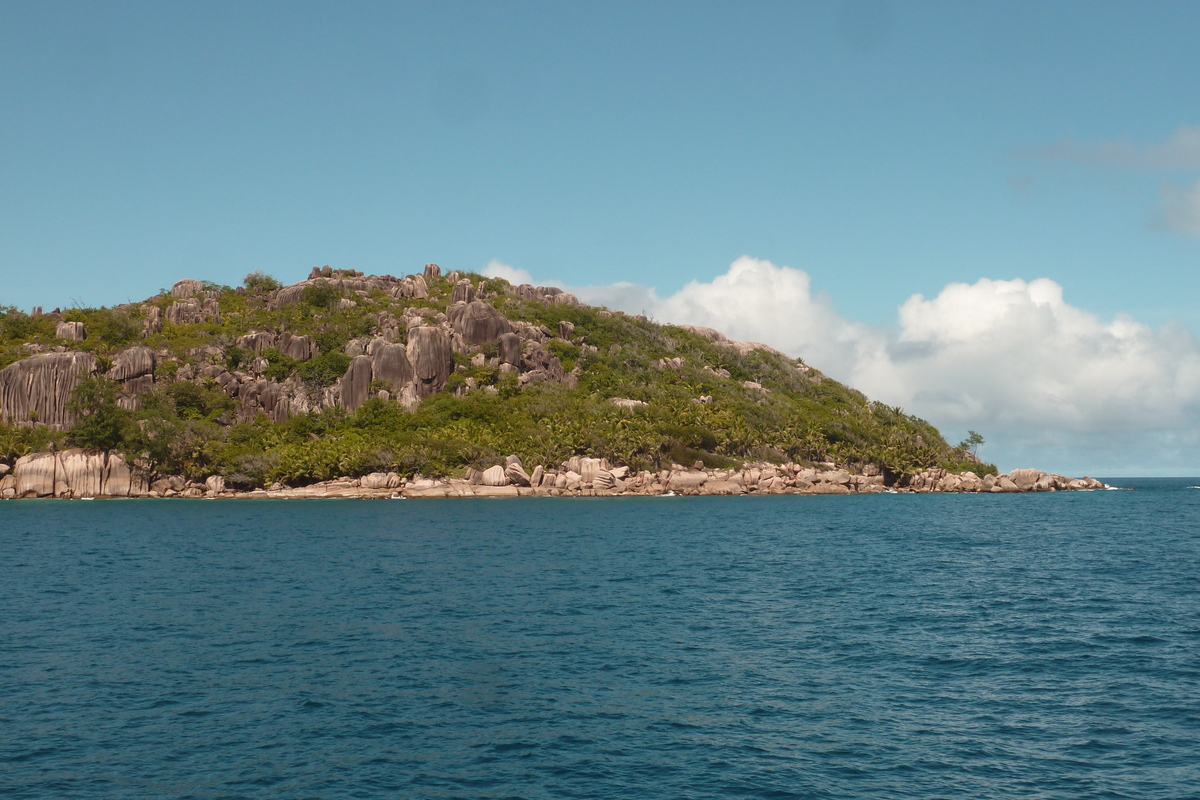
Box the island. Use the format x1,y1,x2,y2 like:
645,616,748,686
0,265,1104,499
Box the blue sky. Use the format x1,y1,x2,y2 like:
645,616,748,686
3,1,1200,473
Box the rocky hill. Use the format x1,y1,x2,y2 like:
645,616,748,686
0,264,1102,498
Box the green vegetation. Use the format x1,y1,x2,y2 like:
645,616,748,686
0,269,999,486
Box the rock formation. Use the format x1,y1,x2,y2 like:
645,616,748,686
0,352,98,428
406,326,453,398
12,449,147,498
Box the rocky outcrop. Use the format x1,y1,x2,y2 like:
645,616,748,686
498,332,521,366
407,326,453,398
166,297,221,325
108,347,156,382
12,449,148,498
451,279,476,304
449,300,512,345
370,341,414,393
55,321,85,341
0,352,98,428
278,332,316,361
339,355,374,412
424,263,441,280
171,279,205,298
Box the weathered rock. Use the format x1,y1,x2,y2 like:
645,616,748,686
171,279,205,298
594,469,616,490
205,475,226,495
451,279,475,304
498,332,521,366
406,326,453,398
530,465,544,487
13,449,147,498
558,320,575,339
371,342,414,393
0,352,98,429
610,398,646,410
236,331,277,353
811,482,851,495
1008,468,1044,492
668,471,708,490
424,263,441,280
579,457,606,484
702,480,743,495
505,461,532,486
165,297,220,325
277,332,317,361
55,321,85,341
109,347,156,382
680,325,727,342
450,300,512,345
339,355,373,411
481,465,509,486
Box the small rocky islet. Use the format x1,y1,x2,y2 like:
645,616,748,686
0,264,1104,499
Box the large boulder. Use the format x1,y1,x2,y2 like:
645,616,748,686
371,342,414,393
498,332,521,366
339,355,373,411
108,347,156,382
13,449,147,498
406,326,452,398
1008,468,1044,492
450,300,512,345
277,332,317,361
0,352,98,429
424,263,441,280
481,465,509,486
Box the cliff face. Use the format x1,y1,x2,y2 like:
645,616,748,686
0,352,97,429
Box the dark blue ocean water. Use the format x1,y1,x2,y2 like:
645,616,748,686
3,480,1200,799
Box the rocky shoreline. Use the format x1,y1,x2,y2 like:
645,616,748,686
0,448,1106,500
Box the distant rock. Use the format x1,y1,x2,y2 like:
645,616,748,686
406,326,453,398
55,321,85,342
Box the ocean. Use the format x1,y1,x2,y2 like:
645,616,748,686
2,480,1199,798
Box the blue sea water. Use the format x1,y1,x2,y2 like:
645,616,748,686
2,480,1200,799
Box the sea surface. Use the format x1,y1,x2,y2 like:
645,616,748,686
2,479,1199,799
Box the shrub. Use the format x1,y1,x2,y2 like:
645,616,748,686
243,271,282,293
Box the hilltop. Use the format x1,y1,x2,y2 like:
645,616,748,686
0,264,1098,498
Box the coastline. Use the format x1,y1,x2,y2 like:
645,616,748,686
0,448,1106,500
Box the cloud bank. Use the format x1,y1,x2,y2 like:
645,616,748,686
484,257,1200,475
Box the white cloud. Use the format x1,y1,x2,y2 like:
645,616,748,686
491,255,1200,474
480,259,535,286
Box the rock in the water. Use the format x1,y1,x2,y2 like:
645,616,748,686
205,475,225,494
0,352,98,429
406,326,453,398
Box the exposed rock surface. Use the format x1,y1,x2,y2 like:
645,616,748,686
407,326,453,398
0,352,98,428
55,321,85,342
450,300,512,345
13,449,147,498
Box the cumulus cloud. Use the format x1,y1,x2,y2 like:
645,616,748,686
486,255,1200,474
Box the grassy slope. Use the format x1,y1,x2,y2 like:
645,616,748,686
0,272,992,485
